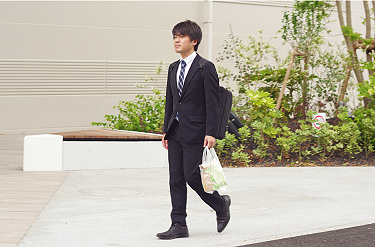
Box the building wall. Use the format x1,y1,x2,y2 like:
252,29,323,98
0,1,204,132
0,1,364,133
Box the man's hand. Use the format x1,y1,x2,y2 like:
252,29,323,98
204,135,216,148
162,133,168,150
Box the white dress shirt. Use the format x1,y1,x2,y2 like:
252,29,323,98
176,51,197,87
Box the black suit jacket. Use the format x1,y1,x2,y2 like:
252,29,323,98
163,54,220,143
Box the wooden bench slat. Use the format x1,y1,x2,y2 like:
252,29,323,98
50,129,162,140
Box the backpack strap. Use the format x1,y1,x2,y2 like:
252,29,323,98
198,58,208,79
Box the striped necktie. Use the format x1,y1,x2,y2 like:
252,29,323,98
177,60,186,97
176,60,186,121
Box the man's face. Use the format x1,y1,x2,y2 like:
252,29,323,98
173,33,197,58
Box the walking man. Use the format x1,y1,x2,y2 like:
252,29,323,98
157,20,231,240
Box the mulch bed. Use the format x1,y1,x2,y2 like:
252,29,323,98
221,150,375,167
220,118,375,167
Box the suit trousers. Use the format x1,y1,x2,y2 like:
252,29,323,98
167,120,224,226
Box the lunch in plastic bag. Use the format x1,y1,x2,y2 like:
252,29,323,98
199,146,228,193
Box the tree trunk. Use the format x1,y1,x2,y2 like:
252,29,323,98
302,54,309,115
363,1,373,107
346,1,352,30
364,1,373,75
335,64,352,117
339,65,352,102
336,1,364,85
348,1,364,84
336,1,352,50
276,47,298,111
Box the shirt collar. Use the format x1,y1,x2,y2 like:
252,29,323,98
180,51,197,65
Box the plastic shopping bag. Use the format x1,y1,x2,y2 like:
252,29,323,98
199,146,228,194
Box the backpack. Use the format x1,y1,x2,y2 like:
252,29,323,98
198,58,232,140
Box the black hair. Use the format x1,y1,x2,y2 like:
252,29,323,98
172,20,202,51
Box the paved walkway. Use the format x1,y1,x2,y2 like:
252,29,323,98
1,132,375,247
0,133,68,247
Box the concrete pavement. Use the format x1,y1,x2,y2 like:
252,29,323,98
15,167,375,247
1,132,375,247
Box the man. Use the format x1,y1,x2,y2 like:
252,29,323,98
156,20,231,240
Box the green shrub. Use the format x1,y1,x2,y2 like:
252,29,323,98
216,127,251,166
231,145,250,166
215,139,226,157
310,121,342,160
354,108,375,158
361,117,375,158
92,89,165,133
335,108,362,159
215,132,237,158
247,90,282,158
238,126,251,144
275,125,297,160
252,121,273,158
294,118,314,160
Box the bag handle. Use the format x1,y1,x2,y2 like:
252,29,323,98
201,146,215,168
203,146,215,158
209,147,219,160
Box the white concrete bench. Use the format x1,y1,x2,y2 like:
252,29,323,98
23,129,167,171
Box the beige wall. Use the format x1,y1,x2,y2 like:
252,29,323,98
0,1,207,61
0,1,207,133
1,1,362,133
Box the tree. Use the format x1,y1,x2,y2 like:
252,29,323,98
336,0,375,107
281,0,334,116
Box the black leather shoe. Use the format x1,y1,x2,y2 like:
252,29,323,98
217,195,231,233
156,223,189,240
